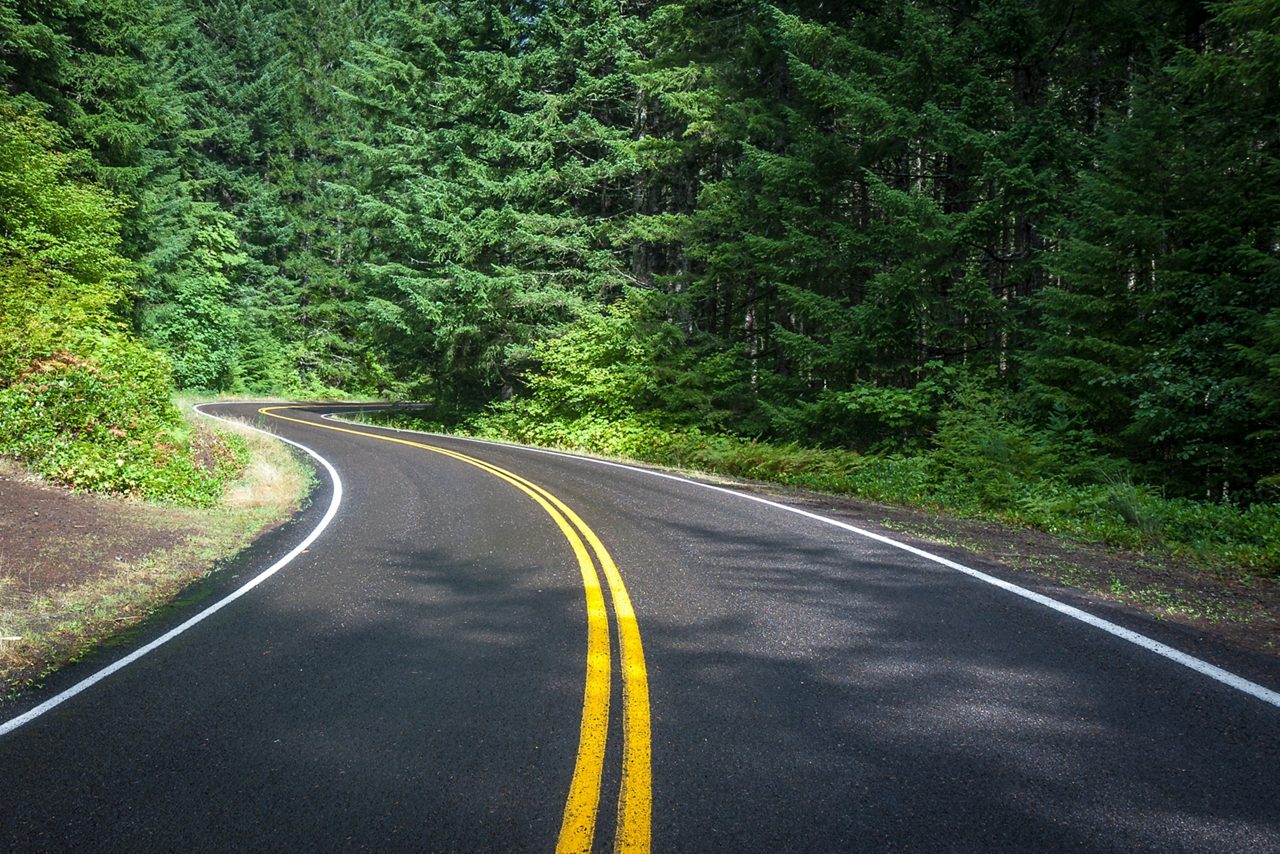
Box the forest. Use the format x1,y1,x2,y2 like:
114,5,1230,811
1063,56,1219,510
1,1,1278,566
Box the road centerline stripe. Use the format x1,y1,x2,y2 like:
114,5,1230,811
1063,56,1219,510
260,405,652,852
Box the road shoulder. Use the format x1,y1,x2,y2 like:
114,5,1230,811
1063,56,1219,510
0,408,311,701
660,470,1280,692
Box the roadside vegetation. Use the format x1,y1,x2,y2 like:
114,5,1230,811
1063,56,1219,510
359,391,1280,579
0,103,313,696
0,103,246,506
0,405,311,699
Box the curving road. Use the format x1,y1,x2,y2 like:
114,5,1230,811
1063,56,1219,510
2,401,1279,852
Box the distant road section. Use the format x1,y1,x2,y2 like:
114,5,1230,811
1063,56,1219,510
2,402,1277,851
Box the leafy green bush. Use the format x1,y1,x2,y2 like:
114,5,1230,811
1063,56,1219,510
928,386,1061,510
0,98,246,505
806,362,959,452
510,290,763,433
0,346,247,505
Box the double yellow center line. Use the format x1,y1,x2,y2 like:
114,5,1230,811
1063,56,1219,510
259,406,651,852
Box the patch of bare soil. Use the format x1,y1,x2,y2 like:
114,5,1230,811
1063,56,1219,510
0,460,200,597
721,477,1280,660
0,413,309,701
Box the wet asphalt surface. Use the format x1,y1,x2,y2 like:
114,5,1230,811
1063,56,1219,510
2,402,1278,852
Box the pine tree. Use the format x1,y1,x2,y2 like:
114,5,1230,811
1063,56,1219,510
1029,0,1280,497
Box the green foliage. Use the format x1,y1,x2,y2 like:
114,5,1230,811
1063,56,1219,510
0,97,245,504
928,385,1062,510
517,302,662,424
0,347,246,503
1026,1,1280,499
504,290,757,430
0,106,132,373
327,0,643,400
5,0,1278,547
806,362,959,451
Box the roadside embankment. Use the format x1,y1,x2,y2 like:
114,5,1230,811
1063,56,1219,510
0,404,310,699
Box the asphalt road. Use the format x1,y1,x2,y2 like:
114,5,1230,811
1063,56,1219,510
2,402,1279,852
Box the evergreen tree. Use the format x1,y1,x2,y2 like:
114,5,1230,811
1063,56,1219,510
1029,0,1280,498
4,0,1275,500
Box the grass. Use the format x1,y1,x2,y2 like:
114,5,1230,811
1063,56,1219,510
0,401,312,699
858,508,1262,627
1102,577,1255,624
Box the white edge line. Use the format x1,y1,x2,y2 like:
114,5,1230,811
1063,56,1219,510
0,403,344,738
323,411,1280,711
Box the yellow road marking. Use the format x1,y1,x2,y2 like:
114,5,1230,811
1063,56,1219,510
518,476,652,853
258,405,651,852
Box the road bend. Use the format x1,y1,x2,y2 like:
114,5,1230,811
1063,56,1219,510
1,401,1278,852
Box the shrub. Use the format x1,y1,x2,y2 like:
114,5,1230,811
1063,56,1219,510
0,344,247,505
0,97,246,505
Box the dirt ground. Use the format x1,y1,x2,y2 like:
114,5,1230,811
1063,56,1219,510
0,426,306,698
730,478,1280,659
0,461,201,599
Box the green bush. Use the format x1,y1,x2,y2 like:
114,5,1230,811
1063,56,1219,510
0,98,246,505
0,344,247,505
807,362,959,451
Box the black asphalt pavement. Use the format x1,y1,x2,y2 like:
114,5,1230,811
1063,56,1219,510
2,402,1278,852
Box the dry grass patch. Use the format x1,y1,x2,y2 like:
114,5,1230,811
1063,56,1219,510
211,417,309,510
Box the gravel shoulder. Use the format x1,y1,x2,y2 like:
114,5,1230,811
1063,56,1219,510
716,474,1280,661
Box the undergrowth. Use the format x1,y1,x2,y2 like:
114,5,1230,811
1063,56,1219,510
0,351,247,505
356,407,1280,577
